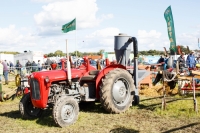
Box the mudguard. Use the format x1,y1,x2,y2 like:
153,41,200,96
95,64,126,99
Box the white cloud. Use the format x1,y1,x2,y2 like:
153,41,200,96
77,27,120,52
137,30,162,50
33,0,112,35
0,25,40,52
32,0,67,3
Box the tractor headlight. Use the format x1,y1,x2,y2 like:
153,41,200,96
45,76,50,83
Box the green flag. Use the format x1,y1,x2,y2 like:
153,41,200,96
164,6,177,55
62,18,76,33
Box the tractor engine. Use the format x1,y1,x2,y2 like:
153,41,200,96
47,81,96,104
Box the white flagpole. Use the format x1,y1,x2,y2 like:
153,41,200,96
75,29,77,57
66,39,71,83
74,17,77,57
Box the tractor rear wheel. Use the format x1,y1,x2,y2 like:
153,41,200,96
19,93,43,119
53,96,79,127
100,68,134,113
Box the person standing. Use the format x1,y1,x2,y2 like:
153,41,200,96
0,61,3,79
37,60,41,71
45,58,52,70
186,51,196,69
31,61,38,72
177,52,186,72
15,61,22,74
2,60,9,85
157,54,165,70
9,61,14,73
0,61,3,93
164,53,170,70
25,60,32,74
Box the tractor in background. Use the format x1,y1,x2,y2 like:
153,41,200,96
19,33,150,127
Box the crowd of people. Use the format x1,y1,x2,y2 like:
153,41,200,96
152,50,200,86
155,50,199,71
1,51,200,86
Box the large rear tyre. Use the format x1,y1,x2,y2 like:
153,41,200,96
100,68,134,113
53,96,79,127
19,93,43,119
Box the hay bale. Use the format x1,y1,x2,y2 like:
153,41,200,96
139,82,178,97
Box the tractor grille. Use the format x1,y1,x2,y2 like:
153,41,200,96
30,79,40,100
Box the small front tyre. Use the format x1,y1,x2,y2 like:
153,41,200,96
53,96,79,127
19,93,43,119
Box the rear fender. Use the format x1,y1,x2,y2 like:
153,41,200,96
95,64,126,99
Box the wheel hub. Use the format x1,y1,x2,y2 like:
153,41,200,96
119,87,126,96
112,80,129,104
61,104,74,122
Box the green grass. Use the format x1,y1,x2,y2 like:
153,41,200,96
0,82,200,132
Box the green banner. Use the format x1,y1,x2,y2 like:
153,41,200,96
164,6,177,55
62,18,76,33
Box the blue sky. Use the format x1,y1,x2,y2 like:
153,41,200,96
0,0,200,54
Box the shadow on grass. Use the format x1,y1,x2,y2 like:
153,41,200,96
35,109,57,127
0,108,57,127
0,110,21,119
135,98,182,111
79,101,108,113
110,127,139,133
162,122,200,133
0,101,109,127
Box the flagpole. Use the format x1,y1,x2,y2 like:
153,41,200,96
75,17,77,57
66,39,71,83
75,29,77,57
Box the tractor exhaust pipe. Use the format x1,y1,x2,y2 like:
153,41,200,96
114,34,139,105
128,37,139,100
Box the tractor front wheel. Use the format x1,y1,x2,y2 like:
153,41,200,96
19,93,43,119
53,96,79,127
100,68,134,113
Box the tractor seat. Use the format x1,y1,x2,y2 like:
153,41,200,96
89,70,99,75
81,70,100,81
81,75,96,81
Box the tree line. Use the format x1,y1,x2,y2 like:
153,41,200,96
1,45,199,57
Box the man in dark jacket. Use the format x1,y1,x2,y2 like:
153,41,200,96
31,61,38,72
15,61,22,74
157,54,165,70
25,60,32,74
9,61,14,73
177,52,186,72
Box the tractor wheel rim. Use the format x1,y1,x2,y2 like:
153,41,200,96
112,78,130,106
61,104,75,123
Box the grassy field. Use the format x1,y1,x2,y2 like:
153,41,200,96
0,78,200,133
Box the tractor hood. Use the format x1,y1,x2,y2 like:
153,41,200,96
31,68,85,81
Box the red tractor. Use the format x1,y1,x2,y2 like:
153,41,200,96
19,34,147,127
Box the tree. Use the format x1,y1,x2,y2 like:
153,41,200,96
71,51,82,57
54,50,65,57
97,49,105,55
47,52,55,57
